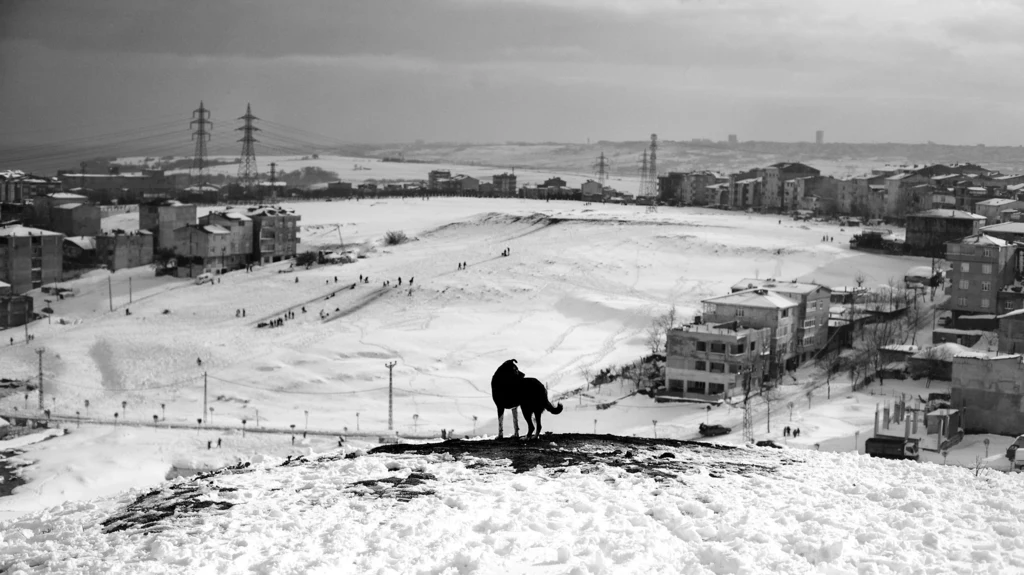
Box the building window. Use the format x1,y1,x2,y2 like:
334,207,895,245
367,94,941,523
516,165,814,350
781,309,790,318
709,383,725,395
947,245,959,255
961,262,970,273
695,360,707,371
710,342,726,354
686,381,706,394
735,308,745,317
983,248,993,257
958,279,969,290
982,281,991,292
961,246,973,255
981,298,990,308
728,363,741,374
803,319,815,329
1005,301,1017,311
957,296,967,307
732,343,745,354
709,362,725,374
982,264,993,274
668,378,685,391
696,341,707,352
705,303,717,314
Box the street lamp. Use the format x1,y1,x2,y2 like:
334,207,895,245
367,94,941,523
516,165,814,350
652,420,658,439
413,414,419,433
208,406,214,424
304,410,309,432
356,412,360,431
472,415,478,436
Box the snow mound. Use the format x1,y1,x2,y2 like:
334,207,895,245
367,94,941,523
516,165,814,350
2,435,1023,574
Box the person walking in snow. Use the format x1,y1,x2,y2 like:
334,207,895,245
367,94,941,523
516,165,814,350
197,357,203,367
398,277,402,286
409,277,414,286
295,277,299,283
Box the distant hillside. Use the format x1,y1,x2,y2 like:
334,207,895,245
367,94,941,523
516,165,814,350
339,140,1024,179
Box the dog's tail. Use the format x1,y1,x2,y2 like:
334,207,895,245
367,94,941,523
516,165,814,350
546,400,564,415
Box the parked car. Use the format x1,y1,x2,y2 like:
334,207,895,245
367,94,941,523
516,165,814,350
1006,435,1024,462
865,436,920,461
698,423,731,437
755,440,782,449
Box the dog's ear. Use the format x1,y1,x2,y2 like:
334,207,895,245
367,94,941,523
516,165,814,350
511,359,517,364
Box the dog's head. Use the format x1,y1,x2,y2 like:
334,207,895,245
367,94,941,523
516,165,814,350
493,358,525,382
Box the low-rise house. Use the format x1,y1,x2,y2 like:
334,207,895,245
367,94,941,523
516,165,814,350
950,354,1024,435
974,198,1024,226
980,221,1024,244
701,288,799,374
62,236,96,262
906,209,986,257
998,309,1024,354
0,225,63,294
0,287,33,328
96,230,154,271
664,320,771,401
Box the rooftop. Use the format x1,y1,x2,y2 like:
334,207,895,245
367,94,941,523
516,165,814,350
669,322,756,337
703,288,799,309
980,222,1024,235
908,209,985,220
46,192,88,200
948,233,1008,246
64,236,96,251
731,278,828,296
0,225,62,238
52,203,86,211
206,211,252,222
245,205,297,218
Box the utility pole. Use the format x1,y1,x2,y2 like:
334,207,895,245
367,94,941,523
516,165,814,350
385,361,397,431
269,162,277,203
203,372,208,424
36,348,44,410
108,274,113,312
129,277,132,304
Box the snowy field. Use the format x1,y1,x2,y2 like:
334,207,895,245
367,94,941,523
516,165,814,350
5,198,1022,572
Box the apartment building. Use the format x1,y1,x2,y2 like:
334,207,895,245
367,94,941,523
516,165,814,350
428,170,451,191
32,192,88,229
0,225,63,294
700,288,799,375
730,279,831,362
731,177,762,210
664,321,771,401
244,205,301,264
760,162,820,212
0,171,60,205
199,211,253,270
140,199,197,249
493,173,518,196
96,230,154,271
172,224,232,273
50,202,101,237
975,198,1024,226
945,233,1017,320
906,209,985,257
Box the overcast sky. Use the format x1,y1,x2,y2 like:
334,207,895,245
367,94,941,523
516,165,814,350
3,0,1024,149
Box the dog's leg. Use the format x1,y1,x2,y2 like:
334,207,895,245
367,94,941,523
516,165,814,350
535,412,542,438
497,407,504,439
512,407,520,438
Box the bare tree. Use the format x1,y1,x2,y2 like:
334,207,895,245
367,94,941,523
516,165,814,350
764,386,782,434
856,318,904,386
646,305,679,356
627,360,646,392
578,365,595,391
814,345,842,400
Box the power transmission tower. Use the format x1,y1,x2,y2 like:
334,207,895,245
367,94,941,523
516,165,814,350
189,101,212,187
385,361,397,431
638,149,650,196
236,103,260,194
593,151,610,186
638,133,658,197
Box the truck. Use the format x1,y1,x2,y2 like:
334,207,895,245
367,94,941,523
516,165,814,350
698,423,732,437
865,436,920,461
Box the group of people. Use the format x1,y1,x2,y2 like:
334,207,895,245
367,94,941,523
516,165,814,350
501,247,511,257
783,426,801,438
821,235,834,242
457,262,468,271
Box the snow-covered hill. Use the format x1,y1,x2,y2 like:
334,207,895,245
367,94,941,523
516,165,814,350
3,435,1023,574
